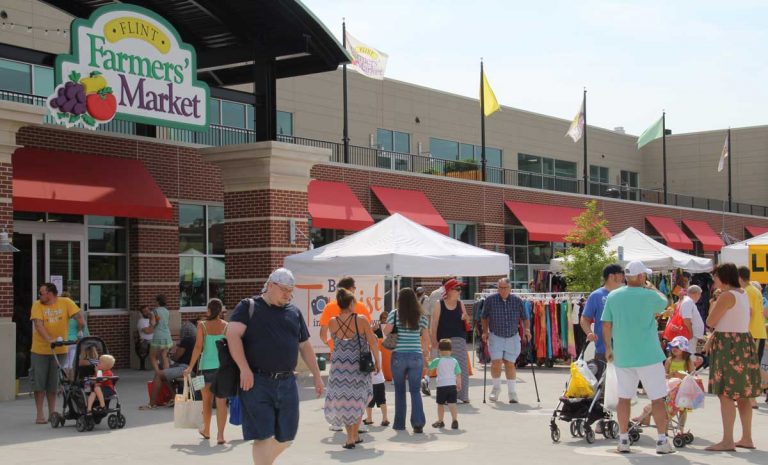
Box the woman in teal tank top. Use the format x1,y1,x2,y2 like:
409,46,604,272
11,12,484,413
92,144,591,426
184,298,228,444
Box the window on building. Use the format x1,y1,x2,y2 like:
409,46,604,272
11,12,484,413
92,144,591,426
310,228,338,248
448,223,478,299
620,170,639,201
430,137,502,168
87,216,128,310
504,226,567,290
0,58,31,94
209,99,221,125
277,111,293,136
221,100,246,128
430,137,459,161
589,165,609,196
376,129,410,153
179,204,225,308
518,153,578,193
33,66,54,96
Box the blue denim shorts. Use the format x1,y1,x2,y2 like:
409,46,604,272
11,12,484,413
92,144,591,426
239,374,299,442
488,333,521,362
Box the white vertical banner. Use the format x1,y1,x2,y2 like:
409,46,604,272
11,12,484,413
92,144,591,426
345,31,388,80
293,275,385,352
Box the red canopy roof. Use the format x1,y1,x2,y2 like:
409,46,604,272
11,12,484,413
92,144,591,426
13,148,172,220
370,186,448,235
645,216,694,250
745,225,768,238
504,201,593,243
308,180,374,231
682,219,724,252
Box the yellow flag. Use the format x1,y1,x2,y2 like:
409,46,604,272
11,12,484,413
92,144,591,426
482,71,500,117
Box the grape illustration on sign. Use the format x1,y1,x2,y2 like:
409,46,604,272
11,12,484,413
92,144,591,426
47,4,209,131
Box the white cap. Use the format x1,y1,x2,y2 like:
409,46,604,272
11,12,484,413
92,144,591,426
262,268,296,293
624,260,652,277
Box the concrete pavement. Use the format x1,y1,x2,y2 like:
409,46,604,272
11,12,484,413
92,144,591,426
2,363,768,465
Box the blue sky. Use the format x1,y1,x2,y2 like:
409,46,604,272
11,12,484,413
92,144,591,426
303,0,768,135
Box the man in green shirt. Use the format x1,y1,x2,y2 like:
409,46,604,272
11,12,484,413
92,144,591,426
602,261,675,455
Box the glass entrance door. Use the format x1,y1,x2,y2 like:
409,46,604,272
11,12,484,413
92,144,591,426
46,237,83,306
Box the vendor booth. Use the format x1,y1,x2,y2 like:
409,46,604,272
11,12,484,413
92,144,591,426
719,232,768,268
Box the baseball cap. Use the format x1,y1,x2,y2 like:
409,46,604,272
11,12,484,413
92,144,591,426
263,268,295,294
667,335,690,353
624,260,652,277
602,263,624,280
443,278,463,293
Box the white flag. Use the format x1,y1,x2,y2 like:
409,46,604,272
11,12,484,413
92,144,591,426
565,100,585,142
717,132,729,172
345,31,388,80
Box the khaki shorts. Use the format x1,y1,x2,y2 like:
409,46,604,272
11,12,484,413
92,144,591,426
29,353,66,393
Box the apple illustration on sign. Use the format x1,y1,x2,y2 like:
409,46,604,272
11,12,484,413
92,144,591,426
49,70,117,127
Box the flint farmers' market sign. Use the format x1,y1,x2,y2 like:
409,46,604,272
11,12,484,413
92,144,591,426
48,5,209,131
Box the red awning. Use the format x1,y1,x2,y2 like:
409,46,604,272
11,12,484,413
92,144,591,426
308,180,374,231
504,201,591,243
371,186,449,234
645,216,693,250
682,220,724,252
746,225,768,238
13,148,172,220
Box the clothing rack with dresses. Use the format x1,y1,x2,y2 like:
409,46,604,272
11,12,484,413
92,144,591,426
472,291,585,368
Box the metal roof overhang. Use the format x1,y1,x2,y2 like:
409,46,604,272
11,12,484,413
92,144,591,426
38,0,351,85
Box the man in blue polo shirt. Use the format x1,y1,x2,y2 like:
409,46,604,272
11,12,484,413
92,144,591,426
580,263,625,362
227,268,324,465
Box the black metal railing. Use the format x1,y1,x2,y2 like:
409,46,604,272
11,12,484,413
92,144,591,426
2,88,766,218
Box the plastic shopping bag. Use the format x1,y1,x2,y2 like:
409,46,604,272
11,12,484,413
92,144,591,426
675,374,705,410
604,362,619,411
229,396,242,426
565,362,595,398
574,357,598,387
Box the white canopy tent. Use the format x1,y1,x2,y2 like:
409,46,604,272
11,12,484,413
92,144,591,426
284,213,510,277
719,232,768,267
550,227,713,272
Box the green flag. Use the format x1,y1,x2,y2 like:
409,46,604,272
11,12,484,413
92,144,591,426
637,116,664,149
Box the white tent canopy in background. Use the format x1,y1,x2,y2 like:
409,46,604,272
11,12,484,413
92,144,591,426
550,227,713,272
284,213,510,277
719,232,768,267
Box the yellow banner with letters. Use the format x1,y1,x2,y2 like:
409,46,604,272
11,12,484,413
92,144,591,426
748,245,768,283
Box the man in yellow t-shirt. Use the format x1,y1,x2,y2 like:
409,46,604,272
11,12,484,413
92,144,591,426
738,268,767,407
30,282,83,424
318,277,371,352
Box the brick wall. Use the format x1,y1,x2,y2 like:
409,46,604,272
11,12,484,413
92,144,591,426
0,161,12,318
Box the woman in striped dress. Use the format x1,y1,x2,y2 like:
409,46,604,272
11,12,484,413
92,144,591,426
324,288,379,449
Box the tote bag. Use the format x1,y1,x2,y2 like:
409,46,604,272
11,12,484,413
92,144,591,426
174,376,203,429
662,303,691,342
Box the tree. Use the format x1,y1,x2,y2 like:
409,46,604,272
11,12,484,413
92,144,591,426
557,200,616,292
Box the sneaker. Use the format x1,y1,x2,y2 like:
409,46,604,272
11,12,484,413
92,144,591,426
489,387,500,402
421,379,431,396
451,420,459,430
656,440,676,455
508,391,519,404
431,421,445,428
329,424,343,432
617,439,631,453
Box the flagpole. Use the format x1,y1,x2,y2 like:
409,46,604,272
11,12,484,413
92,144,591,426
727,128,732,213
582,88,588,194
662,111,667,205
342,19,350,164
480,59,486,182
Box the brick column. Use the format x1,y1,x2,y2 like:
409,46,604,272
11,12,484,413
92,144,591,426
0,101,45,401
200,141,330,309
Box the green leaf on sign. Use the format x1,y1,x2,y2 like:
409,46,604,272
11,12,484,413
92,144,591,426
90,71,102,77
57,112,67,119
69,71,81,83
82,114,96,127
69,114,80,124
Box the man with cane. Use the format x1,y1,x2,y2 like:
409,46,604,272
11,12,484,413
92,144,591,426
481,278,531,403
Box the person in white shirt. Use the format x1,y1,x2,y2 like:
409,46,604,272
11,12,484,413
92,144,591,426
135,305,155,370
679,286,705,353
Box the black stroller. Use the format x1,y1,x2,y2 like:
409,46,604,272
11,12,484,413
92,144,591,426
549,344,617,443
49,336,126,432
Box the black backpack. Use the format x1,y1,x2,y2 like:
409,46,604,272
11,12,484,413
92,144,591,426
211,298,255,398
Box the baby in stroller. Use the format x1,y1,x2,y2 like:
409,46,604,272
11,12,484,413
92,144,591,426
630,336,703,447
86,354,116,416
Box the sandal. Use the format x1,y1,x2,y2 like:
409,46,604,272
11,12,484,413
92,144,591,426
138,404,157,410
381,420,390,427
342,443,355,449
199,430,210,439
362,420,374,425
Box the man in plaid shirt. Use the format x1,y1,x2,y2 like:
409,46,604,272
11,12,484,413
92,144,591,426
481,278,531,403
